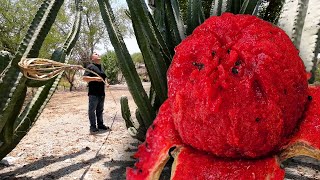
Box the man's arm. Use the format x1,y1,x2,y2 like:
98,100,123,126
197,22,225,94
82,76,110,87
82,76,103,82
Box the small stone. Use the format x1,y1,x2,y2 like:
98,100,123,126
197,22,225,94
17,152,25,157
64,159,72,163
0,156,16,166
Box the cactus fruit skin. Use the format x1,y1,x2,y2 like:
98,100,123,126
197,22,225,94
126,13,320,179
288,86,320,149
168,13,308,158
127,100,182,180
170,147,285,180
280,86,320,161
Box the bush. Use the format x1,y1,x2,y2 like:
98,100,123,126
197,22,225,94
101,51,120,84
131,52,143,64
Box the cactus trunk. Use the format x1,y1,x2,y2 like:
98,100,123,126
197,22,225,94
0,0,82,160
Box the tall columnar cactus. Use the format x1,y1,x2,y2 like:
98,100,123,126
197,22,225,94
277,0,320,83
99,0,320,141
0,0,82,160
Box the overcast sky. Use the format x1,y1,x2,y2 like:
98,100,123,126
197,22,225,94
97,0,143,55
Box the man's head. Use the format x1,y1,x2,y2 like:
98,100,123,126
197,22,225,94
91,52,101,64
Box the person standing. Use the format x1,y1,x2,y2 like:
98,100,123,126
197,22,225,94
83,52,110,134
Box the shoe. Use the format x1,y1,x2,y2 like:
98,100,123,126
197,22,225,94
90,127,99,134
98,125,110,131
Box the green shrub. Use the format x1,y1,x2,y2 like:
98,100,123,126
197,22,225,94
101,51,120,84
131,52,144,64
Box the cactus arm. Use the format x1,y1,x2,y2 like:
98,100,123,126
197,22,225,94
0,0,82,160
149,12,173,67
289,0,308,49
165,0,185,43
16,0,83,130
162,1,184,53
252,0,264,16
133,109,147,141
0,49,66,160
239,0,259,14
298,0,320,83
64,0,82,55
277,0,298,39
231,0,242,13
0,76,28,133
149,85,161,112
145,0,173,60
0,74,60,160
97,0,156,127
211,0,223,16
121,96,146,141
0,0,65,115
16,72,62,136
15,48,66,130
278,0,306,48
0,86,27,145
135,0,173,64
153,0,166,40
221,0,231,13
127,0,169,105
16,9,81,128
25,1,83,88
261,0,285,24
120,96,135,129
26,80,51,87
153,0,177,54
170,0,186,40
212,0,246,15
278,0,320,81
186,0,205,35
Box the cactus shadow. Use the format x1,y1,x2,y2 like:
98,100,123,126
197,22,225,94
104,158,172,180
104,159,136,180
0,147,102,179
103,141,171,180
103,141,139,180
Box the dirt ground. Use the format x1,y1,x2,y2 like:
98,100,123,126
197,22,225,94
0,83,148,180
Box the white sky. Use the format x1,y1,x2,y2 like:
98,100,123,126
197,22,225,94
123,37,140,54
97,37,140,55
97,0,146,55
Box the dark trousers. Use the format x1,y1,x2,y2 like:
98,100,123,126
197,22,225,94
88,95,105,128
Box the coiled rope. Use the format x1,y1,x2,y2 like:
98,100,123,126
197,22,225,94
18,58,117,104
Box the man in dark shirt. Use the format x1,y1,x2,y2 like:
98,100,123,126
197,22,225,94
83,52,110,134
